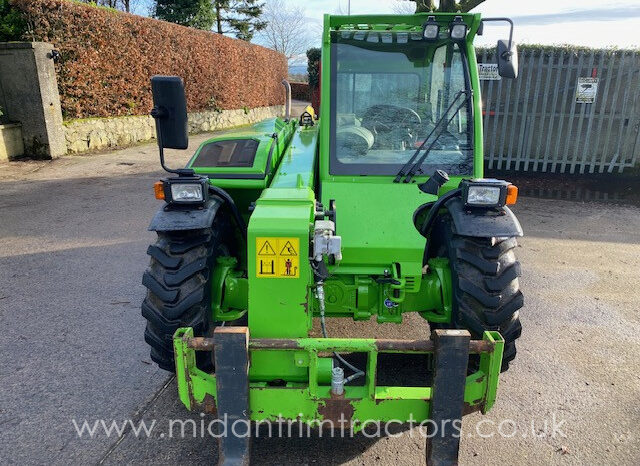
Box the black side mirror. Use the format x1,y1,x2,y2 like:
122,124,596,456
481,18,518,79
497,40,518,79
151,76,188,150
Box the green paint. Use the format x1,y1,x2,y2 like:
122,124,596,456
479,331,504,413
211,256,247,321
188,117,297,188
270,125,319,189
417,258,453,323
172,11,507,424
173,329,504,424
247,186,315,382
316,262,446,324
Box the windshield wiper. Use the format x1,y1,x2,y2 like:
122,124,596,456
393,90,471,183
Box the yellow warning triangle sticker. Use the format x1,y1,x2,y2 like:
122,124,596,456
279,241,298,256
258,240,276,256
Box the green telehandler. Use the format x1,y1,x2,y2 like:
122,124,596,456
142,12,523,465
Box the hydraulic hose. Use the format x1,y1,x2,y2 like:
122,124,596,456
208,184,247,241
419,188,462,236
316,278,365,384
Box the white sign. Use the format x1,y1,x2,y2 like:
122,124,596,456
576,77,599,103
478,63,501,81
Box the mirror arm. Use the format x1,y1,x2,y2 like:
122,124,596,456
151,106,194,177
481,17,514,58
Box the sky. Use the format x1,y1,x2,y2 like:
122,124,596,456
298,0,640,49
129,0,640,64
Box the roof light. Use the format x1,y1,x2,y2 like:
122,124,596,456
449,16,468,41
422,16,439,41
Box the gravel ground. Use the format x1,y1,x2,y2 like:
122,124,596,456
1,133,639,465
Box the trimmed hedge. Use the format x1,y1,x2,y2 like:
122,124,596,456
290,82,309,101
10,0,287,119
477,43,639,56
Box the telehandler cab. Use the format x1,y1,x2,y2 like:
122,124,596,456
142,12,523,464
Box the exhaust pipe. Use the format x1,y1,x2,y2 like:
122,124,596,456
281,79,291,120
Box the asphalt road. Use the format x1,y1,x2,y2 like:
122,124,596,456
1,137,639,465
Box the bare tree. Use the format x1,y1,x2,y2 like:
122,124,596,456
394,0,486,13
77,0,143,13
257,0,318,61
390,0,416,14
439,0,485,11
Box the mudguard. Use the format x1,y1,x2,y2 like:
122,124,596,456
445,197,523,238
148,197,224,232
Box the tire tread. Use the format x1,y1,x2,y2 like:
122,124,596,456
141,226,227,373
435,216,524,372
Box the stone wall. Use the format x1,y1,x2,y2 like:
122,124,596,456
0,42,66,158
0,123,25,161
64,105,285,154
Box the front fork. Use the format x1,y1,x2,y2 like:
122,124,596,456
174,327,505,465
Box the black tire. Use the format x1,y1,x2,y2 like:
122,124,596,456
141,220,235,372
428,216,523,371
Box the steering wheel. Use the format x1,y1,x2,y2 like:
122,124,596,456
361,105,422,134
360,105,422,150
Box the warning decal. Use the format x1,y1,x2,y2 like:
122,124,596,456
576,77,599,103
256,237,300,278
279,241,297,256
258,240,276,256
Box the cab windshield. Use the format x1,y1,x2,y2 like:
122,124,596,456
329,32,473,176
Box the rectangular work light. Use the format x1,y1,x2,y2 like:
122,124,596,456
422,16,440,41
461,179,518,208
449,16,468,41
155,178,209,205
171,183,204,203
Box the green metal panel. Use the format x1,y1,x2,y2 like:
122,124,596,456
479,330,504,413
173,329,505,425
247,187,315,381
187,118,297,189
270,125,319,189
466,34,485,178
247,186,315,338
319,175,463,278
245,124,319,381
321,180,432,277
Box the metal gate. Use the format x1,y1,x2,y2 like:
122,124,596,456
479,49,640,174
